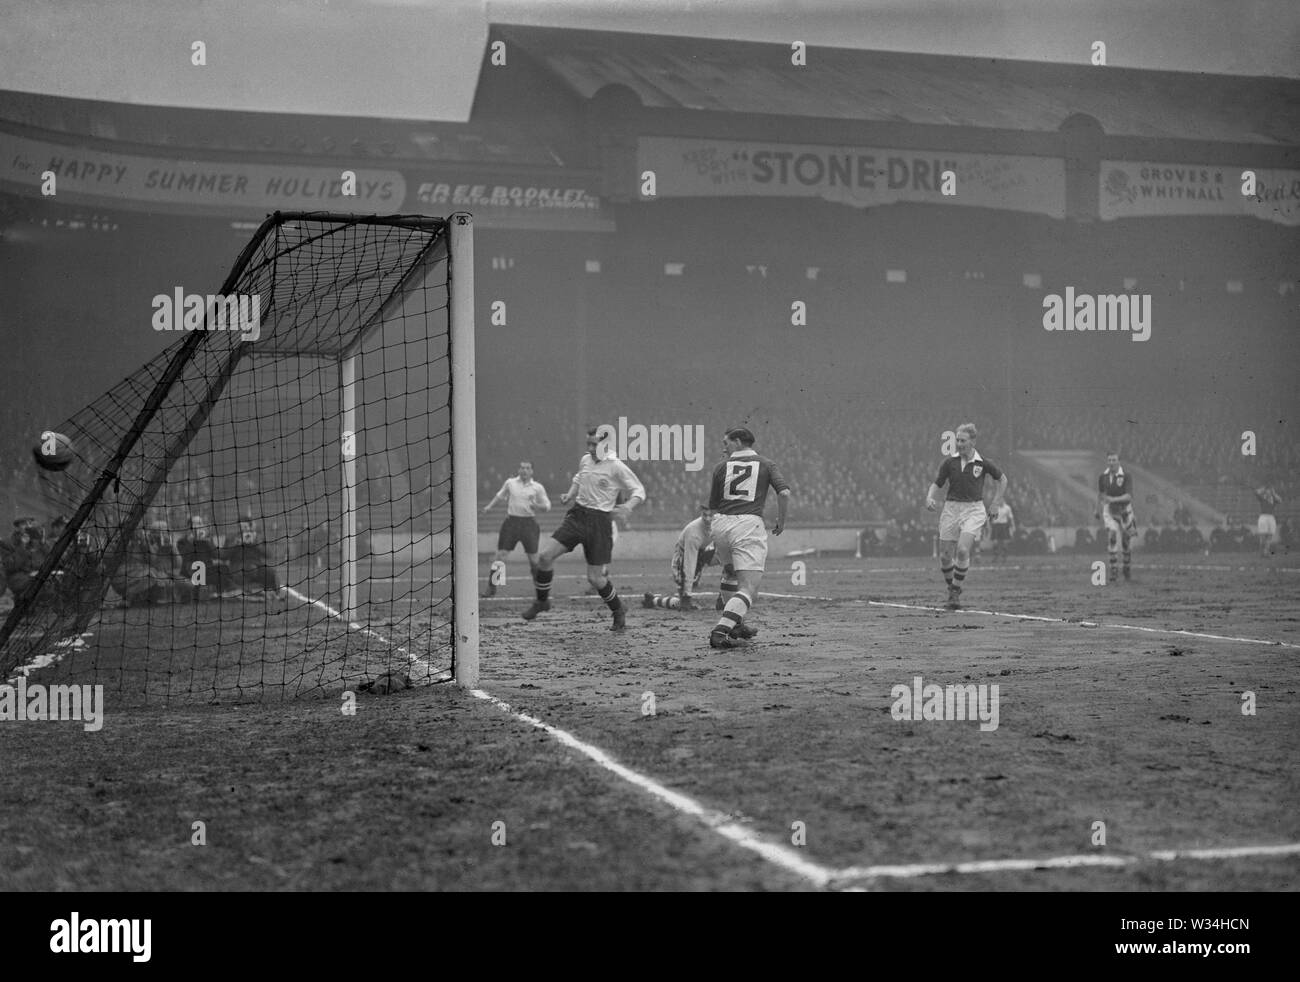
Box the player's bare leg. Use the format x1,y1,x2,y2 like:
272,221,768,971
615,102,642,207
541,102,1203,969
521,539,567,620
938,538,959,605
587,563,626,631
711,569,760,648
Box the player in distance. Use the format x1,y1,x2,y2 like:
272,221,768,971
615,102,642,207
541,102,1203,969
521,427,645,631
1255,482,1283,557
707,427,791,649
481,461,551,597
927,422,1007,608
1096,451,1137,582
988,500,1015,563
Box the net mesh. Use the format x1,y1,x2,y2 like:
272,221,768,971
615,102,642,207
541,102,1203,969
0,214,455,704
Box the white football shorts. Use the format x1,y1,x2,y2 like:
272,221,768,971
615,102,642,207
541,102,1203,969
939,501,988,541
1103,506,1137,536
709,513,768,573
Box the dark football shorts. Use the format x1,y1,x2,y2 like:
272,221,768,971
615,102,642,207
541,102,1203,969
551,505,615,566
497,515,541,554
991,524,1011,541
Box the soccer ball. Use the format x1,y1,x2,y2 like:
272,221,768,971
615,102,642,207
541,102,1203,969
32,431,75,471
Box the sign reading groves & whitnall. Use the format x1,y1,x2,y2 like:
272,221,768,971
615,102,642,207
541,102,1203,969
638,136,1065,218
0,130,612,231
1100,161,1300,226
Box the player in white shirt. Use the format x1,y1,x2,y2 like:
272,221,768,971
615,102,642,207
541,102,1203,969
522,427,646,631
989,501,1015,563
643,504,719,611
481,462,551,596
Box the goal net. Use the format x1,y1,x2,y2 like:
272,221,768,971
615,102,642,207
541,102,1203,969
0,212,478,704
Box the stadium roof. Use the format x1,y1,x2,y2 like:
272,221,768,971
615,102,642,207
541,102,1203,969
494,25,1300,146
0,90,569,168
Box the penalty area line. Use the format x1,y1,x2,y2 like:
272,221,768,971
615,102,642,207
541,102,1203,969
471,688,837,889
864,599,1300,650
756,592,1299,649
833,841,1300,884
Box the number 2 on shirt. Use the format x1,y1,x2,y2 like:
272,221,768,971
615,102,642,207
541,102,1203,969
724,461,759,502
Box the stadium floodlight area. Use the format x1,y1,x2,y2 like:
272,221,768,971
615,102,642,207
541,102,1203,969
0,212,478,704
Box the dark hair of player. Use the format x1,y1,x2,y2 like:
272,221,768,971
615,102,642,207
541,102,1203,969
726,427,755,446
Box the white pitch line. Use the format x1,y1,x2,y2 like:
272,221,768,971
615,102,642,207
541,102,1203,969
862,598,1300,650
1149,843,1300,862
4,631,93,687
755,592,1299,649
284,587,448,681
835,842,1300,883
470,688,837,889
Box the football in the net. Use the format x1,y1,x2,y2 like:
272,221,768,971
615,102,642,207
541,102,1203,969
32,431,75,471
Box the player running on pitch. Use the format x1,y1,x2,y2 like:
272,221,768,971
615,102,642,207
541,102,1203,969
1255,482,1283,557
1096,451,1137,582
481,461,551,597
644,503,719,610
707,427,791,649
927,422,1007,608
521,426,645,631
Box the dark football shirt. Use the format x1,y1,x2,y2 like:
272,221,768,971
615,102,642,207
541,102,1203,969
935,454,1003,502
709,449,790,517
1098,469,1133,515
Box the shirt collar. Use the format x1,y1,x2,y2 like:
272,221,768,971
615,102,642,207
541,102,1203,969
954,450,983,465
1108,466,1124,478
729,449,758,459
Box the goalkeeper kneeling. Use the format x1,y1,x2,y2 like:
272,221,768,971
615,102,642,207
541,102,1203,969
644,505,719,611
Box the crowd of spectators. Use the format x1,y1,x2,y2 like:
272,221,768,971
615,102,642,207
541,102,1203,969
5,383,1294,549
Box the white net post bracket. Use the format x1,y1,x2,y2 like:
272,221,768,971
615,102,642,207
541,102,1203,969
449,212,479,687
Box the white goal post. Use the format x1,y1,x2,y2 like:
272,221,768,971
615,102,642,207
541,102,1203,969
448,212,479,687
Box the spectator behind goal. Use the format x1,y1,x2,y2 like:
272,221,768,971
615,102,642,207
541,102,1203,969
222,518,286,610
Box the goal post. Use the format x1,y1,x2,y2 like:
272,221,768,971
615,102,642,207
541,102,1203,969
448,213,479,689
0,211,480,703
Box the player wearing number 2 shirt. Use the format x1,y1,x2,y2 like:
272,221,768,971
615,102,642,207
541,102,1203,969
706,427,791,649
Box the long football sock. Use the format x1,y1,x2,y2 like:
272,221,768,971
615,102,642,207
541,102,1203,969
718,579,738,607
648,594,681,609
952,560,968,587
940,561,954,586
534,568,553,602
1109,553,1119,580
598,579,622,611
714,594,751,636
